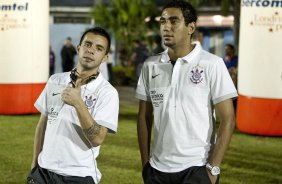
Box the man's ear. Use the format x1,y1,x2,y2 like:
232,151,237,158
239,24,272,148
76,45,80,54
188,22,196,35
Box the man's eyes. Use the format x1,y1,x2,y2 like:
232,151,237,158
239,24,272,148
83,42,105,52
160,19,166,24
160,19,179,25
97,47,103,51
171,19,178,24
84,42,91,47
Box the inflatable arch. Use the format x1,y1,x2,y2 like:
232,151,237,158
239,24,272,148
237,0,282,136
0,0,49,114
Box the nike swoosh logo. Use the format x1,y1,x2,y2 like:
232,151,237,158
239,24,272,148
52,93,60,96
152,74,160,79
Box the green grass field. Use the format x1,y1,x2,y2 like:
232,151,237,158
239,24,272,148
0,90,282,184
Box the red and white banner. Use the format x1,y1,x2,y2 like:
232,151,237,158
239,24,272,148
0,0,49,114
237,0,282,135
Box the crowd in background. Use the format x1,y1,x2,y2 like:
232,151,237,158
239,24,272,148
49,35,238,95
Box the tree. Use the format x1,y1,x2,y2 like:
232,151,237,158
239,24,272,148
220,0,241,50
91,0,159,59
92,0,240,61
191,0,241,50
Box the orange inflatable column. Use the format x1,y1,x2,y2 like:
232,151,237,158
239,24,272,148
237,1,282,136
0,0,49,114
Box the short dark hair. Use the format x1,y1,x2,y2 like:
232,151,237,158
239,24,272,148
79,27,111,54
162,0,197,26
225,44,235,51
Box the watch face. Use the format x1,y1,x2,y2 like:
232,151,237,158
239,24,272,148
211,166,220,175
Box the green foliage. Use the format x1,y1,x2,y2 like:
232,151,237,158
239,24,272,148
91,0,160,53
112,66,135,86
220,0,231,16
181,0,221,7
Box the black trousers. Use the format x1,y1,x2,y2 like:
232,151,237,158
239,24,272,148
27,165,95,184
142,162,220,184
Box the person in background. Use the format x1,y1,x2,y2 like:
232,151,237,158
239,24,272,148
106,49,114,83
136,1,237,184
130,39,149,88
152,35,165,55
61,37,77,72
49,45,55,76
27,27,119,184
224,44,238,111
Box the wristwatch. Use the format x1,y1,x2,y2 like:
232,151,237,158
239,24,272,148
206,163,220,176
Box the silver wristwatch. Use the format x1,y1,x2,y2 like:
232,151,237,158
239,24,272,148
206,163,220,176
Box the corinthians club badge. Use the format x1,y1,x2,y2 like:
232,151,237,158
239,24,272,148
190,66,204,84
84,95,97,109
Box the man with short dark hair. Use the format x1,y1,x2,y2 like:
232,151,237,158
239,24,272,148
130,39,149,88
136,1,237,184
27,27,119,184
61,36,77,72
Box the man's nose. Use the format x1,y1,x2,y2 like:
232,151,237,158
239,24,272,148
162,22,172,31
86,46,95,54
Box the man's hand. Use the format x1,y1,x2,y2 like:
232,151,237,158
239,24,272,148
61,87,82,106
206,168,218,184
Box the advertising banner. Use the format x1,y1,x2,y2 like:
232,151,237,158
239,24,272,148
0,0,49,114
237,0,282,135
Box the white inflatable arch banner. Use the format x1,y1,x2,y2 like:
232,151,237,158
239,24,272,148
237,0,282,135
0,0,49,114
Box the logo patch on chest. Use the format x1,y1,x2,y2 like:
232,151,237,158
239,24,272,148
84,95,97,109
190,66,204,84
